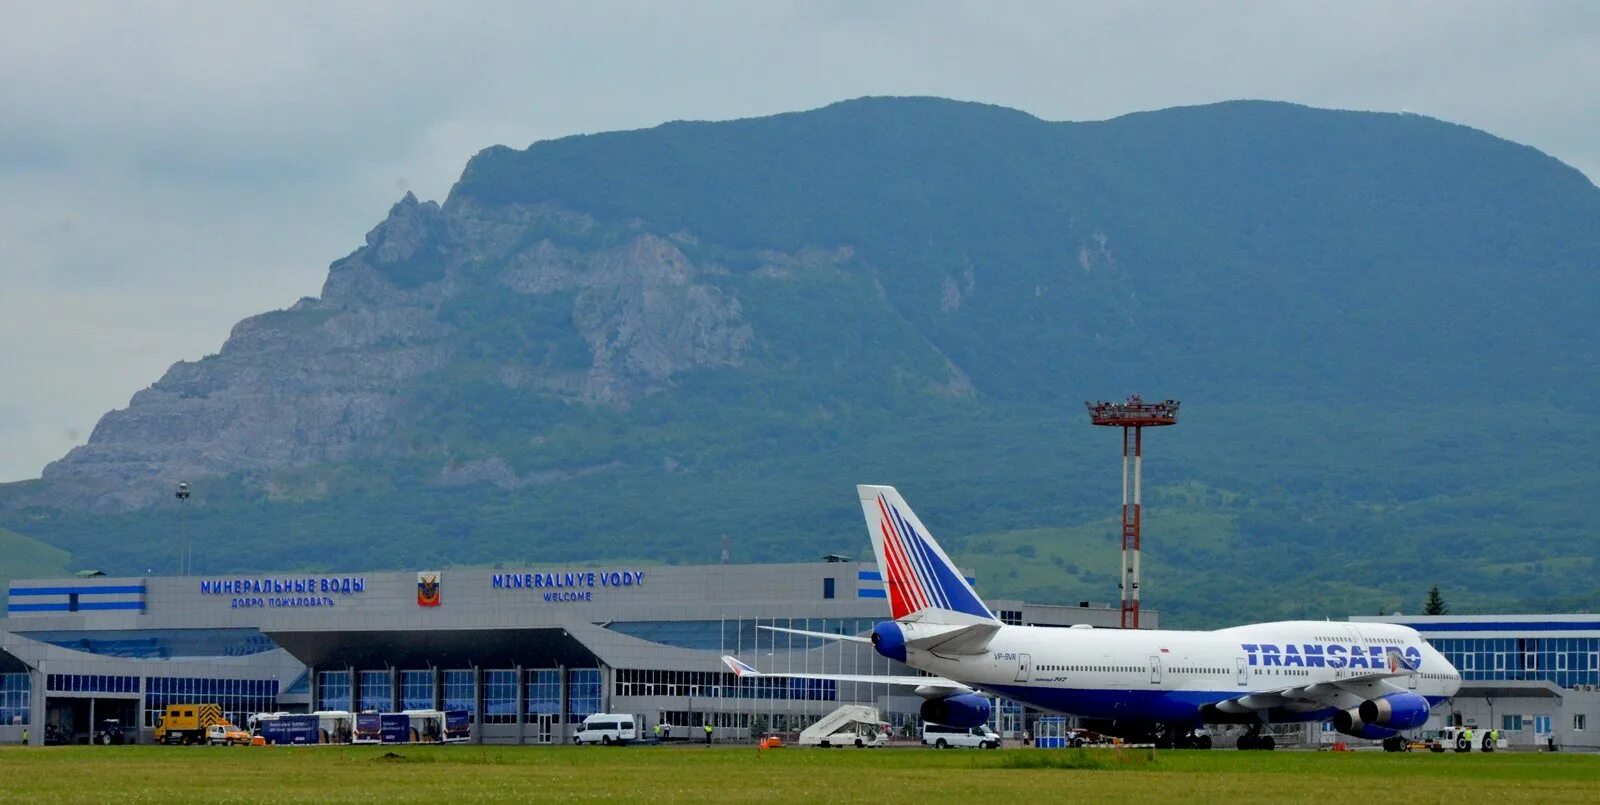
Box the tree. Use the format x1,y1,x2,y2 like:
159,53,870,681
1424,584,1449,616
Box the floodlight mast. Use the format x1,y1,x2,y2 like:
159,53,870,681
1085,396,1179,629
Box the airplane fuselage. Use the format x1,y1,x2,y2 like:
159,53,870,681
903,619,1461,729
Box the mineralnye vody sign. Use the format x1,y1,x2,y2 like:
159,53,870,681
491,570,646,602
199,576,367,609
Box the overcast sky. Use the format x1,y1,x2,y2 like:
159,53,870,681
1,1,1595,482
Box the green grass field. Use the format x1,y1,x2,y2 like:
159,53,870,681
1,745,1597,803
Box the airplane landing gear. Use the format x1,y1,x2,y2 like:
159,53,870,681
1237,724,1275,751
1158,725,1212,749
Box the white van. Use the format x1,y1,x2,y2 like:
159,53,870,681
922,723,1001,749
574,714,637,745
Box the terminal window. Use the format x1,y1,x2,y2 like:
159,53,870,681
358,670,392,713
0,673,29,725
441,670,474,715
483,670,517,724
400,670,434,711
317,671,352,712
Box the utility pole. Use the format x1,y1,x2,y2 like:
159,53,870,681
175,481,191,575
1085,396,1180,629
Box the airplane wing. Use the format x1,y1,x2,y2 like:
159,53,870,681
720,655,972,698
756,625,872,644
1210,647,1423,715
755,622,999,654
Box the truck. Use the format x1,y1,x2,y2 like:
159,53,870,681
797,705,889,748
154,704,225,745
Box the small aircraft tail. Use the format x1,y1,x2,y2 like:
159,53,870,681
858,485,996,624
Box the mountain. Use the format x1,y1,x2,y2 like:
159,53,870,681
0,527,71,609
3,98,1598,626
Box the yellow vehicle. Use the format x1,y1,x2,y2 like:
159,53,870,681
154,704,225,745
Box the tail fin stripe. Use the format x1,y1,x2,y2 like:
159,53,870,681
879,518,916,617
879,512,917,616
877,497,927,615
892,504,947,610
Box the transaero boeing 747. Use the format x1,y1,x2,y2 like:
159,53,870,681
723,485,1461,750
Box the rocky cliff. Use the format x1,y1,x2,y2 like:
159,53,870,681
4,97,1598,625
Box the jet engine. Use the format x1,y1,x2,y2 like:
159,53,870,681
920,693,992,729
1357,692,1431,731
870,621,907,662
1331,709,1402,740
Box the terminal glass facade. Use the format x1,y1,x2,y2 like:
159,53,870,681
46,673,138,693
612,668,835,701
1431,637,1600,687
526,669,560,717
483,670,517,724
400,670,434,710
145,677,278,727
567,668,601,722
1,673,29,725
441,670,474,715
358,670,392,712
317,670,351,712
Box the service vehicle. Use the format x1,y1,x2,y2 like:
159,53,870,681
922,722,1002,749
43,723,69,745
353,713,382,744
312,710,354,744
443,709,471,743
206,723,250,746
573,713,638,745
798,705,889,748
402,710,446,743
154,703,225,745
1430,726,1506,753
247,712,293,735
259,714,319,745
93,719,127,745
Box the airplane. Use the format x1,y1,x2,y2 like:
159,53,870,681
722,484,1462,750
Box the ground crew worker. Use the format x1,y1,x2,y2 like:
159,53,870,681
663,722,672,741
704,723,713,745
20,727,27,745
1464,727,1474,752
653,722,662,741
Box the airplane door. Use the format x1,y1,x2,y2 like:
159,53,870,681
1236,658,1248,686
1015,654,1032,683
1149,656,1162,685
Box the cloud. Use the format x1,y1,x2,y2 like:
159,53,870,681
0,0,1595,480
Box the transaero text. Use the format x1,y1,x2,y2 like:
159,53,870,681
1241,643,1424,668
492,570,645,603
199,576,367,609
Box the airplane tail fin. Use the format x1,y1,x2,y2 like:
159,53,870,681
1387,646,1421,674
857,485,996,624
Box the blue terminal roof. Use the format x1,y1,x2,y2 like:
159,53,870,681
14,628,279,660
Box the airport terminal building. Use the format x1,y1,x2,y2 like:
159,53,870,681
1,562,1135,745
1353,614,1600,751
